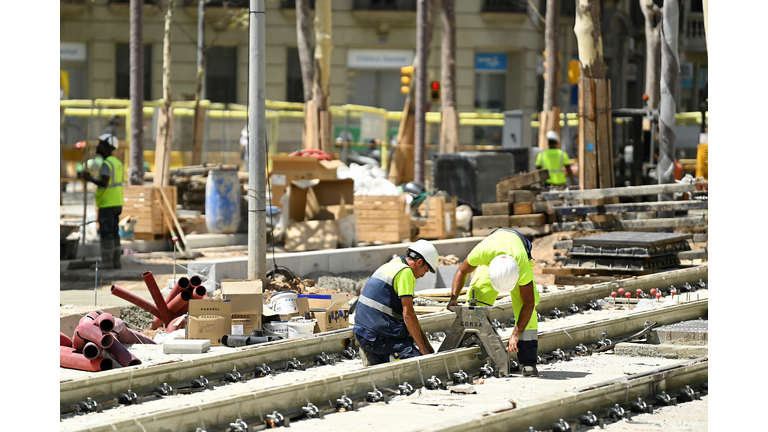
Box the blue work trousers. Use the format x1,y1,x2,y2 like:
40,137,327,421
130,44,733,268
353,325,421,365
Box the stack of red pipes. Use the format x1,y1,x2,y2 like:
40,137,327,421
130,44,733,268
110,273,209,332
59,311,148,372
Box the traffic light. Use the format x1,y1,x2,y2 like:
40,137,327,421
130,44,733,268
400,66,414,95
430,80,440,102
568,59,580,85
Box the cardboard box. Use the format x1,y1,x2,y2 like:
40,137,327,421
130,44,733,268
220,279,263,295
186,300,232,346
231,313,262,335
270,156,346,210
221,279,264,315
283,178,355,252
297,294,351,333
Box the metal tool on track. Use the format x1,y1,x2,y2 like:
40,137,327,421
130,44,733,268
438,305,510,377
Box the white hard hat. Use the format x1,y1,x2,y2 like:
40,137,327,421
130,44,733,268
407,239,439,273
546,130,560,143
489,254,520,292
99,133,119,149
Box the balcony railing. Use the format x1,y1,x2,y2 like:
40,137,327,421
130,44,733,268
682,13,707,51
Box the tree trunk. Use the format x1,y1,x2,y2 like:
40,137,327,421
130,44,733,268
640,0,661,109
657,0,679,225
191,0,206,166
414,0,429,185
128,0,145,185
296,0,314,104
439,0,459,154
305,0,332,154
155,0,174,187
574,0,613,190
539,0,561,150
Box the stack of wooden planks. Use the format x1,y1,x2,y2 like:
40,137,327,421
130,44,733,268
354,194,411,244
416,195,458,240
471,169,553,237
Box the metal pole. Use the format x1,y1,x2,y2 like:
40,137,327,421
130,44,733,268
248,0,267,284
414,0,428,185
197,0,205,100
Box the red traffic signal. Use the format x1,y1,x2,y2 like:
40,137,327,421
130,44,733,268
429,80,440,102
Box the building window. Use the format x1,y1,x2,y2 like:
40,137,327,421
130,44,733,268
482,0,527,13
474,52,507,146
115,43,152,100
353,0,416,11
206,46,238,104
286,48,304,103
279,0,315,8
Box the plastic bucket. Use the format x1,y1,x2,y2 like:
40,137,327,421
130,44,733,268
262,321,289,339
270,291,298,314
205,169,241,234
286,317,316,339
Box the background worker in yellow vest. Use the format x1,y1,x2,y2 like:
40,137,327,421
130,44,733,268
83,134,124,269
353,240,438,366
447,229,541,376
536,130,576,187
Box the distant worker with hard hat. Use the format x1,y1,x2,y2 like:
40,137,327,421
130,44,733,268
82,134,124,269
447,229,541,376
354,239,439,366
536,130,576,187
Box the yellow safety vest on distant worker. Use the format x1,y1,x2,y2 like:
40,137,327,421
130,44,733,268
536,148,571,185
94,155,124,209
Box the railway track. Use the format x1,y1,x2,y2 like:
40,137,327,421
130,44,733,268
60,266,708,432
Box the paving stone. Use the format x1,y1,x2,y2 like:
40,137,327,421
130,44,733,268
163,339,211,354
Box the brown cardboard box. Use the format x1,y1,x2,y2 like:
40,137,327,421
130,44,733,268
220,279,263,295
231,313,262,335
221,279,264,315
187,300,232,346
283,178,355,252
296,294,351,333
270,156,346,210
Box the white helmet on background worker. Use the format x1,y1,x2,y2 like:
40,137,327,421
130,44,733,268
407,239,439,273
546,130,560,143
99,133,119,149
489,254,520,292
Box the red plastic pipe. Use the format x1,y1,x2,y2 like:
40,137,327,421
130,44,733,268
73,322,114,349
106,340,142,367
152,290,192,329
166,315,186,332
189,275,202,287
60,346,113,372
78,311,101,326
143,271,173,326
111,284,162,320
191,285,207,299
165,277,190,304
60,332,73,347
81,342,103,360
94,312,115,333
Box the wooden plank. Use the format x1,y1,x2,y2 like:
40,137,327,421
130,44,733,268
481,202,511,216
554,275,616,286
472,215,510,229
509,214,546,227
531,201,554,213
541,267,654,276
587,213,620,224
157,187,189,255
357,231,409,243
357,223,410,234
595,78,615,189
507,190,537,203
353,202,405,212
512,202,533,215
154,106,174,187
355,209,406,219
539,183,697,201
495,170,549,202
579,76,598,189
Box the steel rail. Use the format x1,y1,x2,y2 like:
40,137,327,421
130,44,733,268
60,266,707,407
431,358,708,432
60,299,708,432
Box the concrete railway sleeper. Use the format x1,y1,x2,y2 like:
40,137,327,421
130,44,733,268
60,266,708,412
59,298,707,431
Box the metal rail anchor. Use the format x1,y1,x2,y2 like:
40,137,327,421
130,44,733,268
438,305,510,377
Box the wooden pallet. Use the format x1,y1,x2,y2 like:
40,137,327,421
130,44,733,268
354,194,411,244
121,185,177,237
417,196,457,240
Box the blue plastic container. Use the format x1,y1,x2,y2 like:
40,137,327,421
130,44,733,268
205,169,241,234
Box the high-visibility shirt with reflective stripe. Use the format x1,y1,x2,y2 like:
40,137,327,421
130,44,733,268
463,264,540,332
94,155,124,209
354,257,415,338
536,148,571,185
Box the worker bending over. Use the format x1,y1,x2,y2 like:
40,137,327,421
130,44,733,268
447,229,540,376
83,134,124,269
353,240,438,366
536,130,576,187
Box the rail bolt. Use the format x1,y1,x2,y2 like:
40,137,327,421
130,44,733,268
678,385,695,402
608,404,626,421
255,364,271,377
655,391,673,406
551,418,570,432
302,403,322,419
366,389,385,403
336,395,354,411
426,375,442,390
452,370,469,384
228,419,248,432
314,352,331,366
191,375,209,389
341,347,356,360
479,363,495,377
154,383,173,397
630,397,648,413
118,390,138,405
78,397,97,414
579,411,600,426
398,382,415,396
568,304,580,314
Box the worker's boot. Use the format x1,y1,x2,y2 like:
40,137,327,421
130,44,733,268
522,365,539,377
112,241,122,269
358,347,372,367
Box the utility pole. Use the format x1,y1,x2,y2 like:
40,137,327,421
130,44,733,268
191,0,206,166
128,0,144,185
247,0,267,285
414,0,428,185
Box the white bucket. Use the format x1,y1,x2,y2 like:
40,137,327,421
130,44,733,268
270,291,298,314
286,317,316,339
262,321,289,339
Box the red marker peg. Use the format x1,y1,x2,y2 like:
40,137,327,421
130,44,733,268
625,292,632,299
650,288,656,296
611,291,617,298
618,288,625,296
656,293,662,300
172,236,179,243
636,289,643,297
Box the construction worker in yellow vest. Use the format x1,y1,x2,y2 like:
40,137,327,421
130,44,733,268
536,130,576,187
83,134,124,269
